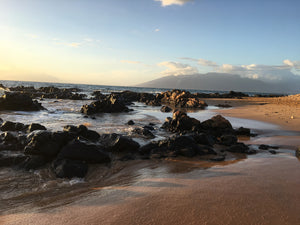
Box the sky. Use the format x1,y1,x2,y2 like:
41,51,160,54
0,0,300,86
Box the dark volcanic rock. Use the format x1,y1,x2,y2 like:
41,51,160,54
57,139,111,163
24,131,72,158
235,127,251,136
1,121,25,132
193,133,216,146
0,92,44,111
201,115,232,130
162,110,201,133
0,152,27,167
139,135,216,158
20,155,48,170
259,144,269,150
27,123,47,133
52,159,88,178
127,120,135,125
63,125,100,141
100,133,140,153
295,147,300,158
81,95,130,115
220,134,238,146
226,143,251,153
132,127,155,139
160,89,207,109
160,105,172,112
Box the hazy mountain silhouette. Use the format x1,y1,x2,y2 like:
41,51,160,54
137,73,300,94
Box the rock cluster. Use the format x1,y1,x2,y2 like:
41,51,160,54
7,85,86,100
158,89,207,109
0,92,44,111
0,119,141,179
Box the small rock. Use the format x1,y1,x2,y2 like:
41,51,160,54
127,120,135,125
160,106,172,113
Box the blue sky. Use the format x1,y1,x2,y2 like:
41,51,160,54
0,0,299,85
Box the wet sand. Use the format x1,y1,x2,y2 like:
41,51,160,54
1,96,300,225
205,96,300,131
1,154,300,225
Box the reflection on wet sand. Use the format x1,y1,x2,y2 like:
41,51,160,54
0,154,247,217
1,152,300,225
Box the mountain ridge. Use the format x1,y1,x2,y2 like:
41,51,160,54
136,73,300,94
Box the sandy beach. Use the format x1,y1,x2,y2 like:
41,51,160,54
1,96,300,225
206,95,300,132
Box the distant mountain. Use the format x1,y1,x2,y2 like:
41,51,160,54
137,73,300,94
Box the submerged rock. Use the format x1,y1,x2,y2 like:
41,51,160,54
0,152,27,167
52,159,88,178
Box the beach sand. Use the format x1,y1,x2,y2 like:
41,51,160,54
206,95,300,132
1,96,300,225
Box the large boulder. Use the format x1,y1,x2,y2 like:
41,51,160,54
0,92,44,111
100,133,140,153
201,115,234,137
24,131,73,158
162,110,201,133
57,139,111,163
201,115,233,130
27,123,47,133
63,125,100,141
81,95,130,115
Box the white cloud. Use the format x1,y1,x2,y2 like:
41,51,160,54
172,57,300,81
154,28,160,32
283,59,300,69
158,61,198,76
197,58,218,67
155,0,192,7
180,57,218,67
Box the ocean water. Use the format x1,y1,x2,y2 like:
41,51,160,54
0,80,280,143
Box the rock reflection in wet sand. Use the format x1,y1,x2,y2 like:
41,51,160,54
1,152,300,225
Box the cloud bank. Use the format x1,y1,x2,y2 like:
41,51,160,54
176,57,300,82
155,0,192,7
158,61,198,76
